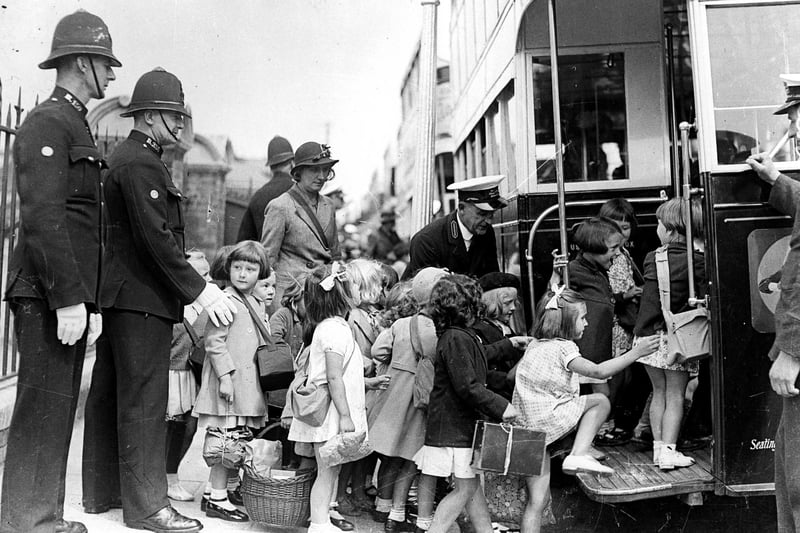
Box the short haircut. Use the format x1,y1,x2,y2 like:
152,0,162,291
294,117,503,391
533,288,585,341
209,245,236,282
280,274,306,307
380,281,419,327
225,240,271,280
482,286,518,322
380,262,399,292
573,217,623,254
429,274,484,334
303,263,353,344
656,198,687,238
690,197,705,240
347,259,384,308
598,198,638,234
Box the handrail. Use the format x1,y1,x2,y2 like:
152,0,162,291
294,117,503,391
525,196,665,324
679,121,705,308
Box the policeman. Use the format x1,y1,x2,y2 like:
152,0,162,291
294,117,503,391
403,175,507,280
81,68,235,533
0,11,119,533
236,135,294,242
747,74,800,533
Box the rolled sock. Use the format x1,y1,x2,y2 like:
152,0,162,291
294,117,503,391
375,497,392,513
210,488,236,511
329,509,345,520
653,440,663,462
167,473,179,486
416,516,433,531
227,473,240,491
388,507,405,522
308,521,334,532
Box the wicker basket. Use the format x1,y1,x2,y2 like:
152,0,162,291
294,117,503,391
241,468,316,527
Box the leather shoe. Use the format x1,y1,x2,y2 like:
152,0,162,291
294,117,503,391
200,495,209,513
385,518,417,532
83,498,122,514
126,505,203,532
227,487,244,506
330,516,355,531
55,519,87,533
372,509,390,522
206,499,248,522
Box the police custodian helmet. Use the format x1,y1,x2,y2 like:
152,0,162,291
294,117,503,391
120,68,191,118
39,10,121,70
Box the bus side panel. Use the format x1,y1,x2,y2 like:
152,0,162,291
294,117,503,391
707,171,785,491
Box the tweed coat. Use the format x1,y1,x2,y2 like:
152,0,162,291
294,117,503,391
193,287,267,418
261,184,340,301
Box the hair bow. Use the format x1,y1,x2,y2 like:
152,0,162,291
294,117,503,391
320,261,347,292
545,284,565,310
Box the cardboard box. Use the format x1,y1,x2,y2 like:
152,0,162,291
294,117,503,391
471,421,546,476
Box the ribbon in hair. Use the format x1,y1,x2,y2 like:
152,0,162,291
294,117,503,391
545,284,565,310
320,261,347,292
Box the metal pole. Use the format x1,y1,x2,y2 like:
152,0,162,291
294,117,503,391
411,0,439,234
547,0,569,286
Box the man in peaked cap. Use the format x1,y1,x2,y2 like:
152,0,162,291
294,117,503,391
748,74,800,532
237,135,294,242
403,175,506,280
367,209,403,264
81,68,235,533
0,10,119,533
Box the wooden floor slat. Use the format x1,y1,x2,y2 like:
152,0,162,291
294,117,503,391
577,443,715,503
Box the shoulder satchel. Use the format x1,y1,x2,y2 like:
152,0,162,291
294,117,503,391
289,331,355,427
234,288,294,391
288,188,330,251
183,318,205,385
654,247,710,363
410,314,435,411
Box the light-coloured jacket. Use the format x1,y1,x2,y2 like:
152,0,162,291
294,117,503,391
261,184,340,298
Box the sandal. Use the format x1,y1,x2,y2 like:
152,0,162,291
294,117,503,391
594,428,632,447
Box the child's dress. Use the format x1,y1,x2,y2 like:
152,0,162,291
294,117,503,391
288,317,368,444
608,249,638,357
512,339,587,445
193,287,267,429
367,313,437,460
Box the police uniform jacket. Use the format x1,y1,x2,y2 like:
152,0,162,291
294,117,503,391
5,87,103,310
236,170,294,242
767,174,800,360
403,211,500,280
261,184,340,293
100,130,207,322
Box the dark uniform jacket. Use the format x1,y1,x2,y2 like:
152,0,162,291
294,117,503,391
6,87,103,311
403,211,500,280
770,174,800,359
236,170,294,242
425,326,508,447
569,255,615,365
100,130,207,322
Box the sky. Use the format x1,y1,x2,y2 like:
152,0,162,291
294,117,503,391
0,0,451,199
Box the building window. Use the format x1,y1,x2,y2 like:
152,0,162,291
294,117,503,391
533,53,628,183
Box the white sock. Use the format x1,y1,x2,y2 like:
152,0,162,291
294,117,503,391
167,473,179,486
375,497,392,512
210,488,236,511
653,441,663,462
416,516,433,531
227,473,240,491
388,506,405,522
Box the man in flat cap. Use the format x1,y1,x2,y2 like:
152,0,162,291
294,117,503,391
747,73,800,532
0,10,119,533
403,175,506,280
237,135,294,242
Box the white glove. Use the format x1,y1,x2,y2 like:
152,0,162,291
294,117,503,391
55,303,87,346
86,313,103,345
196,283,237,327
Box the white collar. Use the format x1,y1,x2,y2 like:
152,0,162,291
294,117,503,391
456,212,474,242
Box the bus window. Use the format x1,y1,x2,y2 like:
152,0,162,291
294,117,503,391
533,53,628,184
706,4,800,165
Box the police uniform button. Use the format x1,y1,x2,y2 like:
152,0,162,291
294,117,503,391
41,146,54,157
150,190,159,199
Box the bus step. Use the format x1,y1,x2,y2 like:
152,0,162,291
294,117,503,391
575,443,714,503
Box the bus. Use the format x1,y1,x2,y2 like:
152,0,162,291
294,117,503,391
447,0,800,503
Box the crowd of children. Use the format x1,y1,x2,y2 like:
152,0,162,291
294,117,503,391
164,195,709,533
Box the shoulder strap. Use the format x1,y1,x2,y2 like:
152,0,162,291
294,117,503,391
288,188,330,250
353,315,377,346
234,288,272,345
654,247,673,320
409,314,424,360
182,318,199,344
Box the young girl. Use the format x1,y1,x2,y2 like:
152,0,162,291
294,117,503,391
368,269,444,531
595,199,645,445
288,262,368,533
634,198,707,470
165,250,210,502
415,274,517,533
192,240,271,523
512,288,658,533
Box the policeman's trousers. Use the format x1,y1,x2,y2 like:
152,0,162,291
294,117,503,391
0,299,86,533
82,309,172,523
